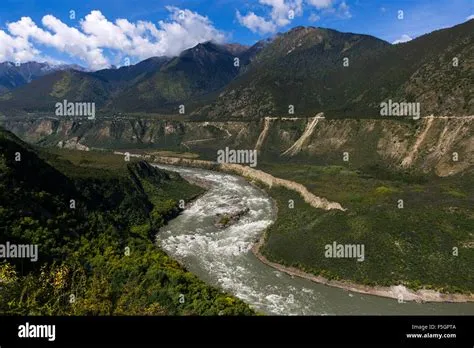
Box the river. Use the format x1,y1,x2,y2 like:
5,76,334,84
154,164,474,315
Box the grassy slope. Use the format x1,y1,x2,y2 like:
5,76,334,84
258,163,474,293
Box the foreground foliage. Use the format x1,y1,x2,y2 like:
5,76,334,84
0,129,254,315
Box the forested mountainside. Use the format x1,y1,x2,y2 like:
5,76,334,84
1,20,472,118
0,127,253,315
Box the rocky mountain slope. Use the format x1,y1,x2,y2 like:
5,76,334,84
1,20,472,118
0,41,263,115
108,42,251,113
195,20,473,119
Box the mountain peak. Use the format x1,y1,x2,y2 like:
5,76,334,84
288,25,315,32
222,43,250,55
2,20,472,118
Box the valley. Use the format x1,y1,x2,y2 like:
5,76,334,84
0,13,472,318
153,163,474,314
1,113,473,308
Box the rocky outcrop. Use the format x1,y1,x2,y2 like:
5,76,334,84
401,116,435,168
282,113,323,156
57,137,89,151
215,208,250,228
255,117,273,151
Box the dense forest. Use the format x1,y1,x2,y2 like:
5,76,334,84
0,128,254,315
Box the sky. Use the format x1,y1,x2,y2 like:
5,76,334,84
0,0,473,70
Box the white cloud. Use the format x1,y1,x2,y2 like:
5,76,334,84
0,28,38,63
1,7,226,70
236,0,353,35
307,0,334,9
236,11,277,34
7,15,109,70
308,13,321,22
236,0,303,34
392,34,413,44
159,6,226,56
306,0,351,20
466,14,474,21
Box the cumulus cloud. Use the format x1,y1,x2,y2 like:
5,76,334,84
236,11,277,34
7,15,110,70
1,7,226,70
466,14,474,20
0,28,39,63
392,34,413,44
158,6,226,56
237,0,303,34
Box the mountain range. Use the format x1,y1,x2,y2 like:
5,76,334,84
0,19,472,119
0,61,87,95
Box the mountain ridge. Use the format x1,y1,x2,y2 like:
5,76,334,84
0,61,88,95
0,20,472,118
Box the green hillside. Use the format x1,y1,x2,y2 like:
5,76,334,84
0,128,254,315
194,20,474,119
258,163,474,294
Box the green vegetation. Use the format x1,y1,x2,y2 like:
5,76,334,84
258,163,474,294
0,129,254,315
217,215,231,228
197,21,474,119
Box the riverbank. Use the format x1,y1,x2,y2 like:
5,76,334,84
251,230,474,304
141,154,474,304
147,155,345,211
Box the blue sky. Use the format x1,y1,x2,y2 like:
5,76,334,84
0,0,472,69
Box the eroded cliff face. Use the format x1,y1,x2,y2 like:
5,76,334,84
150,155,345,211
2,115,473,176
252,116,473,177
